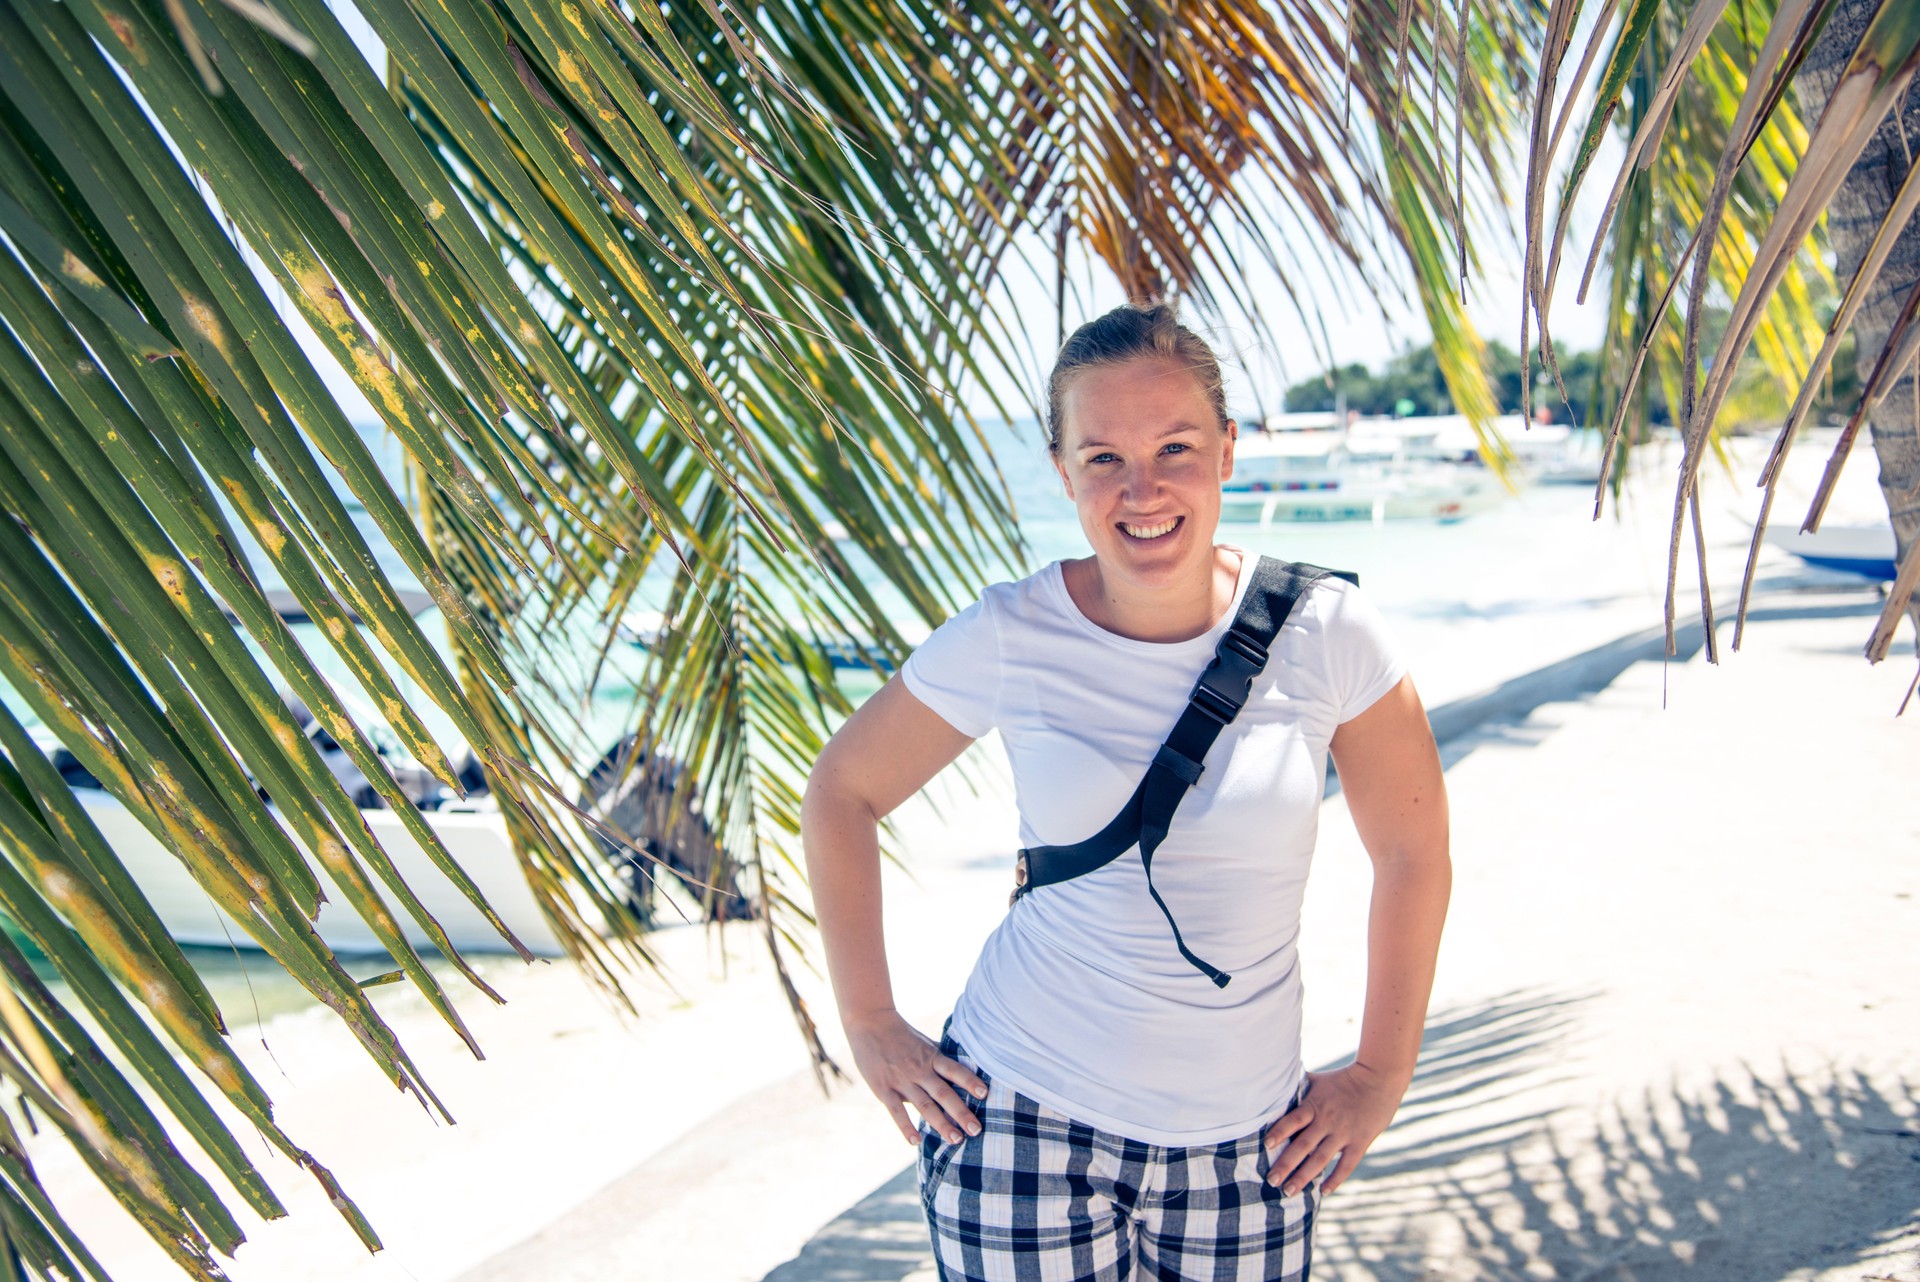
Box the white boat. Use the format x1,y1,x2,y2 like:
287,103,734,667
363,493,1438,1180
1345,413,1613,485
26,703,567,956
71,787,569,957
28,687,755,957
1223,420,1505,524
11,577,752,960
1764,521,1898,581
1344,414,1490,466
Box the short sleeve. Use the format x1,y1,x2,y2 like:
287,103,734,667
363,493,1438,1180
899,589,1003,738
1314,579,1407,724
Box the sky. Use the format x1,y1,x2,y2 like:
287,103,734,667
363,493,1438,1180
955,138,1628,423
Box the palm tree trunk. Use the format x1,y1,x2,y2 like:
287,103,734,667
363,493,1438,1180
1800,0,1920,652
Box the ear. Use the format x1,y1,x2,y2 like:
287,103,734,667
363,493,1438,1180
1052,451,1075,500
1221,419,1238,484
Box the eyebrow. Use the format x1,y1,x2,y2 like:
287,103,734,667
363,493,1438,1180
1073,422,1208,449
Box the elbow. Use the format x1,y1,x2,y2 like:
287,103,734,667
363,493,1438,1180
801,749,864,825
800,752,878,867
1369,827,1451,880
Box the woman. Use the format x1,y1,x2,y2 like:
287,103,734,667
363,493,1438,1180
801,303,1450,1281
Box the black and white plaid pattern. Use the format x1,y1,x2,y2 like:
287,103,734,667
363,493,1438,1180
919,1035,1319,1282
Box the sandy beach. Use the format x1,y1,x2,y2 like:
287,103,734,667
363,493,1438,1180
43,440,1920,1281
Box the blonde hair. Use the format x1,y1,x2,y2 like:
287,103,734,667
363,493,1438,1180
1044,303,1229,454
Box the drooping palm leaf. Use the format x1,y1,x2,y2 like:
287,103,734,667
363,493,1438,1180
0,0,1021,1267
846,0,1539,448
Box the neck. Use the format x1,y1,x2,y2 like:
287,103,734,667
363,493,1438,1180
1064,546,1242,643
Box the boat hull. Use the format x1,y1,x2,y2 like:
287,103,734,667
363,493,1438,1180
1763,523,1898,582
79,793,567,957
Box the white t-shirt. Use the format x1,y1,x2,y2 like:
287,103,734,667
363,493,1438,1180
900,546,1405,1145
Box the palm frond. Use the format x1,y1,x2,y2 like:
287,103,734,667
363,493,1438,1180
1526,0,1920,657
0,0,1023,1263
922,0,1538,451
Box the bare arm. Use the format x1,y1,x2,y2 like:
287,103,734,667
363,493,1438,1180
1264,673,1452,1194
801,676,987,1144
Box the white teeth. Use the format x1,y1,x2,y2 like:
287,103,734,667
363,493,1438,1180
1122,518,1178,540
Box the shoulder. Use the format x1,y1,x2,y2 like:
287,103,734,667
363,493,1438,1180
1298,571,1379,633
960,563,1068,626
1292,572,1406,720
909,566,1053,660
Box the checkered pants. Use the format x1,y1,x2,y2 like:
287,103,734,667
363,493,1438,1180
918,1035,1319,1282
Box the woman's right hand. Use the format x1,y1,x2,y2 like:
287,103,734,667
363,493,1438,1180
846,1009,988,1145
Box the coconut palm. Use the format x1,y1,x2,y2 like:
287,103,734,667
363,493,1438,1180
0,0,1540,1274
1522,0,1920,676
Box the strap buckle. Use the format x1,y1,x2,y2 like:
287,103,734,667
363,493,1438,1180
1009,851,1031,906
1190,628,1268,722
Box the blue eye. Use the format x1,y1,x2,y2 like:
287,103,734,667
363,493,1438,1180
1163,442,1191,455
1091,452,1119,464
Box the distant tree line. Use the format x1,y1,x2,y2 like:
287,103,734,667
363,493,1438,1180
1280,342,1635,424
1279,340,1860,429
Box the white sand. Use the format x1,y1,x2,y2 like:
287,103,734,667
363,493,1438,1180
42,437,1920,1281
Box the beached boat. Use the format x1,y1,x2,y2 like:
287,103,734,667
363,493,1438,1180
31,695,744,957
67,783,568,957
1764,521,1898,581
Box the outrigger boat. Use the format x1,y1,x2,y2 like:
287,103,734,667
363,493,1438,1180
1764,522,1898,581
22,583,749,958
32,722,568,957
35,710,748,958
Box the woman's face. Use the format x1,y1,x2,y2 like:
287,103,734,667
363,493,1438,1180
1051,357,1236,590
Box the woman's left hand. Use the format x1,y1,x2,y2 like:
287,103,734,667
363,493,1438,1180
1261,1061,1410,1196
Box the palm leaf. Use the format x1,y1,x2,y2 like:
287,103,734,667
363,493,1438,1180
0,0,1024,1263
1526,0,1920,658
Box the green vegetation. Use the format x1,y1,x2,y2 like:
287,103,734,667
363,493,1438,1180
1283,342,1615,422
1283,336,1863,429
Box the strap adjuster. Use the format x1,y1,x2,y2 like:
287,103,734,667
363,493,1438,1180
1152,743,1204,785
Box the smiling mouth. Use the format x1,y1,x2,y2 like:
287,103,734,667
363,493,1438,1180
1120,517,1181,541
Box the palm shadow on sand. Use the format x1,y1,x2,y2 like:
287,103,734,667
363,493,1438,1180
761,989,1919,1281
1314,1021,1919,1279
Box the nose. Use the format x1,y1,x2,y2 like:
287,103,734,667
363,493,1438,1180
1119,459,1163,505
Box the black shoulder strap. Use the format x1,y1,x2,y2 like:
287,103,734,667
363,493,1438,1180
1012,557,1356,987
